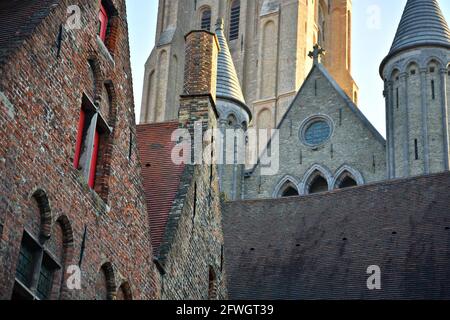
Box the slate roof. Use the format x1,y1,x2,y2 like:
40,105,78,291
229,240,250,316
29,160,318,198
0,0,60,66
389,0,450,56
223,171,450,299
136,121,185,254
215,19,247,110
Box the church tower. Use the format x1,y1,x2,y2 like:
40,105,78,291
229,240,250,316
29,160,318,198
380,0,450,179
215,19,251,200
140,0,358,131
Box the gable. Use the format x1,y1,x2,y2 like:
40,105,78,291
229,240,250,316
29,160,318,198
279,63,385,145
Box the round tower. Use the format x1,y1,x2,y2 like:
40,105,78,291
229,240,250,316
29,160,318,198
215,19,252,200
380,0,450,179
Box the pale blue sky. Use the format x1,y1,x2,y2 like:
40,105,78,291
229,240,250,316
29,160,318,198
126,0,450,135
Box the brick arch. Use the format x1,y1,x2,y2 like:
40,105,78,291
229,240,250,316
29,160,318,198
87,57,104,102
97,262,117,300
101,0,120,56
48,215,75,300
103,80,118,128
117,281,133,300
31,189,52,239
208,266,218,300
56,215,75,262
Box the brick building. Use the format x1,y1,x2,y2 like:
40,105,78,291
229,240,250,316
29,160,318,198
137,30,227,300
2,0,450,301
0,0,159,300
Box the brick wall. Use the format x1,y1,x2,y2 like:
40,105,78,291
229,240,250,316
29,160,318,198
153,30,227,300
0,0,157,300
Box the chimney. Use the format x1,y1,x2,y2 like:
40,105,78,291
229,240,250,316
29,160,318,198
179,30,220,131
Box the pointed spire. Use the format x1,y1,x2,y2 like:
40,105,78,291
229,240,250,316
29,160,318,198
388,0,450,56
215,18,247,109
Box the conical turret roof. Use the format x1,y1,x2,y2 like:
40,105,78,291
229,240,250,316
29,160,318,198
389,0,450,57
215,19,248,111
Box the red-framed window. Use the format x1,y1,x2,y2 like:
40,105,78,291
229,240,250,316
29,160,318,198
88,129,100,189
99,4,109,42
73,102,103,190
73,109,86,169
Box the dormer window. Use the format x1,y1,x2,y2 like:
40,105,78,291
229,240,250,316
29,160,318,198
98,3,109,42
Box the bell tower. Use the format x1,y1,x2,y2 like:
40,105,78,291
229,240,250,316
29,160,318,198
380,0,450,179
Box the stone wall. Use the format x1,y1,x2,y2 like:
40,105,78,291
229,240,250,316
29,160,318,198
140,0,358,128
244,64,386,199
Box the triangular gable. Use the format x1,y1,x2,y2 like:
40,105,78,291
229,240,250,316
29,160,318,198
247,63,385,174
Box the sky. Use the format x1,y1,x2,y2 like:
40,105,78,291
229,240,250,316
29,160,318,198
126,0,450,136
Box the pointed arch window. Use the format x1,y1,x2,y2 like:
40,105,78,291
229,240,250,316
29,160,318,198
201,8,212,31
338,176,357,189
229,0,240,40
309,175,328,194
281,186,299,197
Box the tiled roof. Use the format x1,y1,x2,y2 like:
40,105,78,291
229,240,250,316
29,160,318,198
0,0,60,66
136,121,185,254
215,19,247,109
388,0,450,57
223,172,450,299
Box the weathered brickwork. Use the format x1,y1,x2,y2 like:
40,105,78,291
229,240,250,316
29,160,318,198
138,30,227,300
0,0,158,299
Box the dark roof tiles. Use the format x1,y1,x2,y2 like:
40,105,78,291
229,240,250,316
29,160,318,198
136,121,185,254
389,0,450,56
0,0,60,66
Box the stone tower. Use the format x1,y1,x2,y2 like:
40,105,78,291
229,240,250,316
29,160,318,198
380,0,450,179
214,19,251,200
140,0,358,131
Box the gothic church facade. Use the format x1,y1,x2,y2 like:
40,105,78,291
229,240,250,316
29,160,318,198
140,0,358,132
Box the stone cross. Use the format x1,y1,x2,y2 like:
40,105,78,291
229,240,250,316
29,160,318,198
308,44,326,64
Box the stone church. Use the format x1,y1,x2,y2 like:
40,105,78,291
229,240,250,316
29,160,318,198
137,0,450,299
1,0,450,301
141,0,450,202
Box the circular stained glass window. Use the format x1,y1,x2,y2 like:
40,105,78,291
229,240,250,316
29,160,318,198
303,120,332,146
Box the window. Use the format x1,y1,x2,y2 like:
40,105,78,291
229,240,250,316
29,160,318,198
98,3,109,42
282,186,299,197
278,179,300,198
309,176,328,194
97,1,119,55
431,80,435,100
303,121,332,146
338,176,357,189
201,8,212,31
229,0,240,40
12,232,61,300
36,253,59,300
73,95,110,190
95,263,116,300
